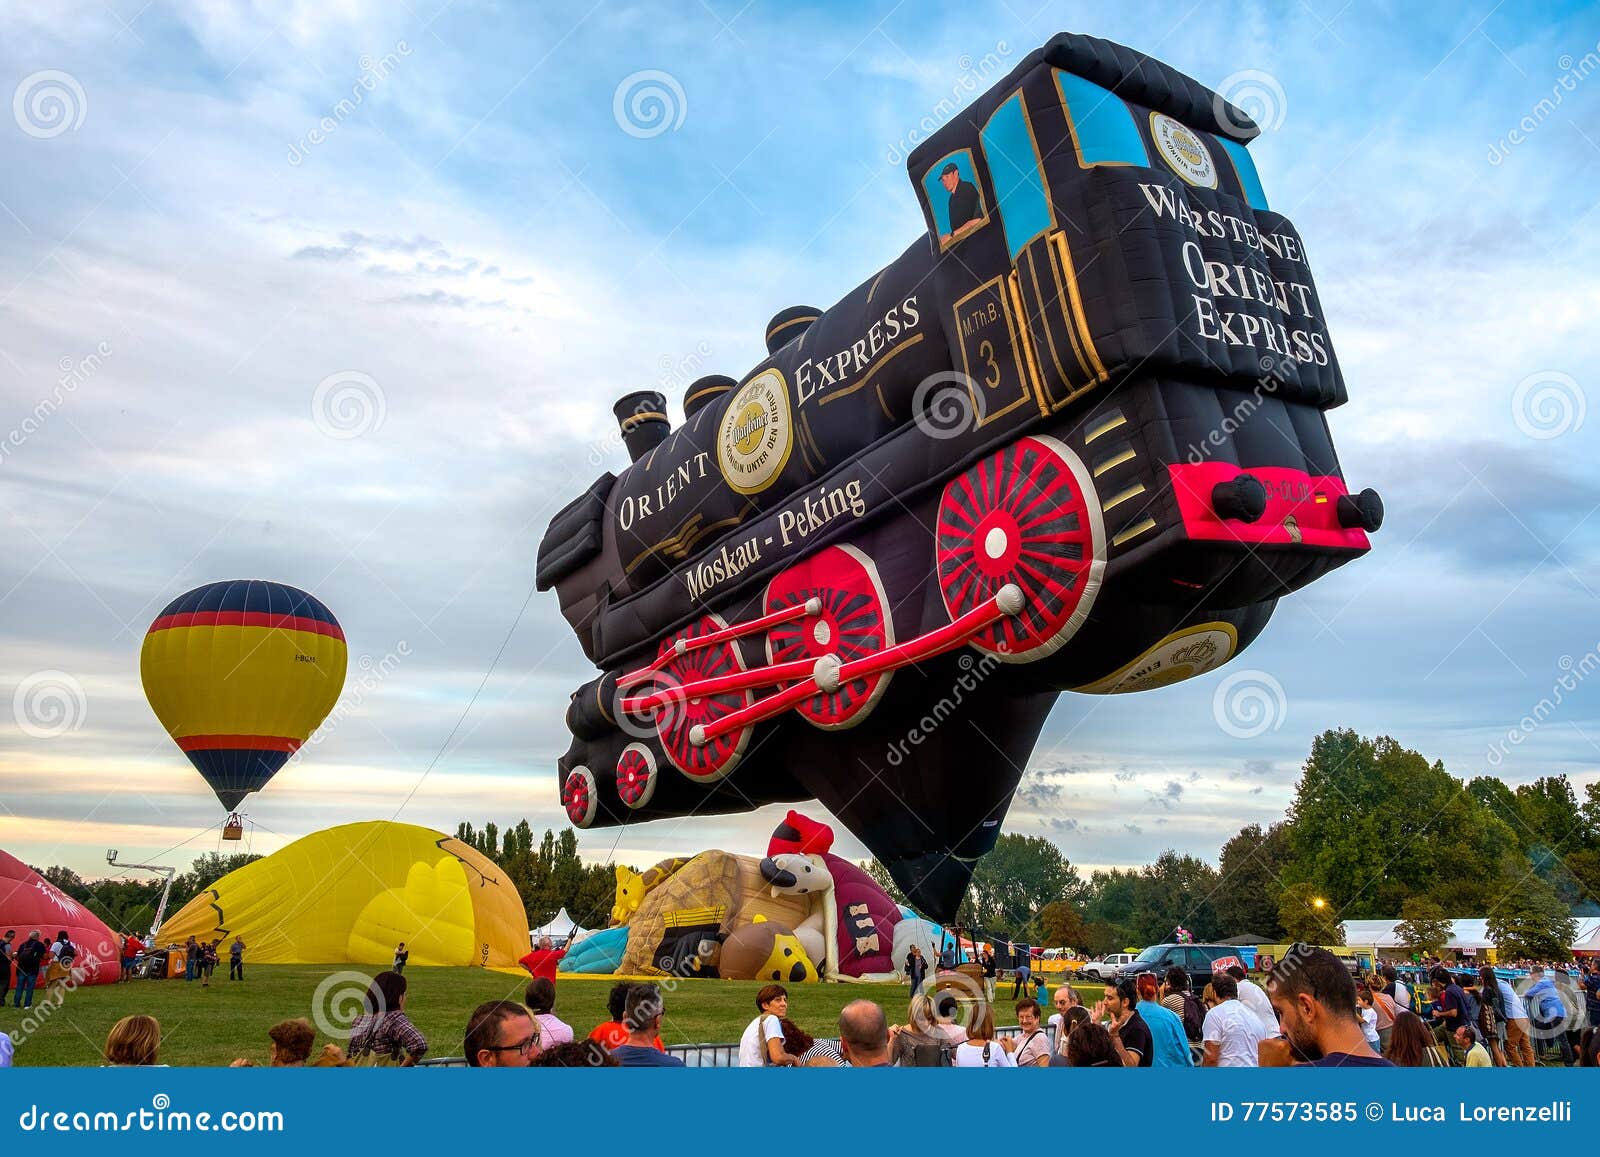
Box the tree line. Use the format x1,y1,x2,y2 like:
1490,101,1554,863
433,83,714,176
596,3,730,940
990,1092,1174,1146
873,729,1598,960
25,731,1596,961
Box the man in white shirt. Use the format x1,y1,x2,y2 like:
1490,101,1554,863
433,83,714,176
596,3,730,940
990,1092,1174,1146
1227,965,1278,1034
1202,973,1269,1066
0,1030,13,1068
1496,974,1534,1067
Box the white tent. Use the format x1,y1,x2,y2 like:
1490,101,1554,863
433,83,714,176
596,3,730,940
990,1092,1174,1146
529,907,586,946
1343,916,1599,954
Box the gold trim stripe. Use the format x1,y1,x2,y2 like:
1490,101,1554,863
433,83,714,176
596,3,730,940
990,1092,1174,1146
1101,482,1146,513
1084,411,1126,444
765,313,819,343
1111,516,1157,547
1092,446,1135,477
620,411,668,432
685,385,730,408
1006,270,1050,418
816,333,926,406
1050,231,1108,382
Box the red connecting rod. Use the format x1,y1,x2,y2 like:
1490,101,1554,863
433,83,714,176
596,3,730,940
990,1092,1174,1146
615,597,821,690
691,584,1023,747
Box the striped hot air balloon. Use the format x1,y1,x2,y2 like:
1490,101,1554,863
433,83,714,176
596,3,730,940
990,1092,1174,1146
140,580,347,812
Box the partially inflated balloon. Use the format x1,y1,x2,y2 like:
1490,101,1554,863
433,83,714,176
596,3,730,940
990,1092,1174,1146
140,579,347,810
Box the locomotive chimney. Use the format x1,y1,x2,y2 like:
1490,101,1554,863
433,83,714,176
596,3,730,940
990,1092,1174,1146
764,305,822,354
684,374,736,418
614,391,670,462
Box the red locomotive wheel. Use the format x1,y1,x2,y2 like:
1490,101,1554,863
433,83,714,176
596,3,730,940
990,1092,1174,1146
615,743,659,809
654,614,752,781
561,766,598,827
936,435,1104,661
765,544,895,729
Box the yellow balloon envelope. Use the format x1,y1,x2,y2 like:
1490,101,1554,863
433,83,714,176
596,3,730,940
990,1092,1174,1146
159,821,529,967
140,579,347,810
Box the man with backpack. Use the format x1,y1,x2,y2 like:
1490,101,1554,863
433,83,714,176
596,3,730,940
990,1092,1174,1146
11,931,48,1009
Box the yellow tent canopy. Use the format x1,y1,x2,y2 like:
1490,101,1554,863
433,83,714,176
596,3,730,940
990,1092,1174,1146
160,820,528,967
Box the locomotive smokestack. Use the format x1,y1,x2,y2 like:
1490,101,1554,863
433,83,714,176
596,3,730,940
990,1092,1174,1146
614,391,670,462
684,374,736,418
764,305,822,354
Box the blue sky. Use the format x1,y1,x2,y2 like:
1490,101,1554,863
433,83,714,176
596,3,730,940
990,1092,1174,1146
2,1,1599,887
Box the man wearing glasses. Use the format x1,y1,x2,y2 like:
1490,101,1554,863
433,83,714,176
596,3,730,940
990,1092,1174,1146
465,1000,542,1068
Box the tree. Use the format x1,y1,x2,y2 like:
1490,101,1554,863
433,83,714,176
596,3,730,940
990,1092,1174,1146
1394,896,1452,957
1036,901,1087,948
1129,850,1222,944
1277,882,1343,944
1215,822,1291,940
966,834,1084,934
1289,731,1519,917
1487,876,1578,960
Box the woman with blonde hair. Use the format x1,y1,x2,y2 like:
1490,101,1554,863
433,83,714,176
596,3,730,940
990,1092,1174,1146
104,1015,162,1066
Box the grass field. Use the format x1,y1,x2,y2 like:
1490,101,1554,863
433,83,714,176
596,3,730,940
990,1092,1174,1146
1,965,1104,1067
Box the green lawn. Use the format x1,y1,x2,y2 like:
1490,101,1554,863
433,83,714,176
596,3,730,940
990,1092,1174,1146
1,966,1103,1067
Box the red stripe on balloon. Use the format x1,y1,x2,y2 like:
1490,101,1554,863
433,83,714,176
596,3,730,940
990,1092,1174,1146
175,735,303,753
146,611,345,641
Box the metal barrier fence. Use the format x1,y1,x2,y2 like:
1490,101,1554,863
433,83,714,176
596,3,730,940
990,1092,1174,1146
416,1024,1035,1069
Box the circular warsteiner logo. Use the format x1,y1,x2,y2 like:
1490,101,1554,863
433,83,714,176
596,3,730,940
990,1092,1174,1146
1150,112,1217,189
717,368,794,495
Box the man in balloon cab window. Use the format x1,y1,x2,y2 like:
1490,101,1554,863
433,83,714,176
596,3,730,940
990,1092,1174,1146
939,161,983,244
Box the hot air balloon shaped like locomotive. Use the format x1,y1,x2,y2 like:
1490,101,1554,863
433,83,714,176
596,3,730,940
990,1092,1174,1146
537,34,1382,922
141,580,347,838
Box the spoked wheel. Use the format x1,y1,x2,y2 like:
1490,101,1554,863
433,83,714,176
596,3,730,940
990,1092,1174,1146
936,435,1104,661
654,614,752,781
615,743,660,809
561,766,598,827
765,544,895,729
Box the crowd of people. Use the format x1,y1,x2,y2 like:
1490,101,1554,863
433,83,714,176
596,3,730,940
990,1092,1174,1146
4,928,1598,1070
2,928,88,1008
